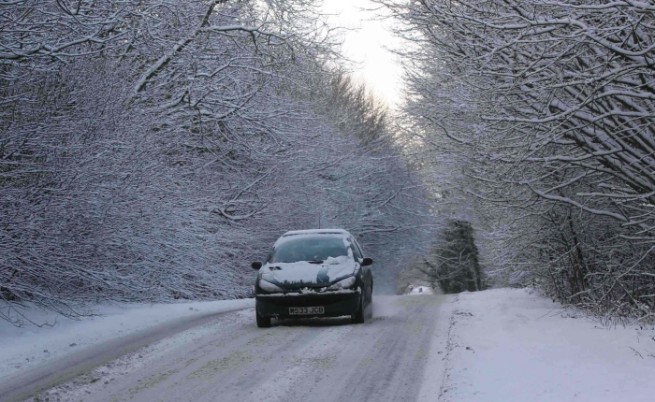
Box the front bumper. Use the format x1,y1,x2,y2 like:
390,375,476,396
256,289,360,319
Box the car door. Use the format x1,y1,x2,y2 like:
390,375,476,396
350,237,372,301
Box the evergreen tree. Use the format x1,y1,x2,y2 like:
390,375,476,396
435,220,483,293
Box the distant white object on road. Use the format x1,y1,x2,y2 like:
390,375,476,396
408,285,434,295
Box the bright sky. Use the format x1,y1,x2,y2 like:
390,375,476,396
321,0,404,108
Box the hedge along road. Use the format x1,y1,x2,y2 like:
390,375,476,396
18,295,449,402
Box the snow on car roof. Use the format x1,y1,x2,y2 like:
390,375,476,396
274,229,351,247
282,229,350,236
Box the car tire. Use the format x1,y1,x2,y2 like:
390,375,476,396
352,294,365,324
366,297,373,320
256,313,271,328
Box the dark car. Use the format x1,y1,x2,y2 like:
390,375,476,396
251,229,374,328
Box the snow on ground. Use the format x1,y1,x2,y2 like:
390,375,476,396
0,299,253,381
2,288,654,402
437,288,655,402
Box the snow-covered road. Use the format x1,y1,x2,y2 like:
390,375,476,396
24,295,449,402
2,289,654,402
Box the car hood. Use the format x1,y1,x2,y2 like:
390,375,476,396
260,256,357,289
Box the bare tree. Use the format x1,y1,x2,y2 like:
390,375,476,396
385,0,655,318
1,0,441,323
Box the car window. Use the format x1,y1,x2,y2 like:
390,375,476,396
349,237,363,260
352,238,365,259
269,236,349,263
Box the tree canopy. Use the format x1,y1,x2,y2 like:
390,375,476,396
385,0,655,318
0,0,437,323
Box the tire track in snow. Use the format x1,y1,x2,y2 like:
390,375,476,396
31,296,449,402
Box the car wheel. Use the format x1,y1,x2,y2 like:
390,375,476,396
352,294,365,324
365,285,374,319
366,296,374,320
256,313,271,328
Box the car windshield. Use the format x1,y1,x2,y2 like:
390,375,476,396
269,236,349,263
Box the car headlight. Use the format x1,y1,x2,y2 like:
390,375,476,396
258,279,284,293
327,276,357,290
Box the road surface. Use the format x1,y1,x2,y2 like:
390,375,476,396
21,295,447,402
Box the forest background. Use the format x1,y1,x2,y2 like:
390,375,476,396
2,0,654,324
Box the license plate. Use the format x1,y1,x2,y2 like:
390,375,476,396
289,306,324,315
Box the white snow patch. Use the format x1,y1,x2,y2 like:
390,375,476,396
0,299,253,381
260,260,356,284
435,288,655,402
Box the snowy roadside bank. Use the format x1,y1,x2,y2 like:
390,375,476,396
436,288,655,402
0,299,254,383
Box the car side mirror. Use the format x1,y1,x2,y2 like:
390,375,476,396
361,257,373,266
251,261,262,270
